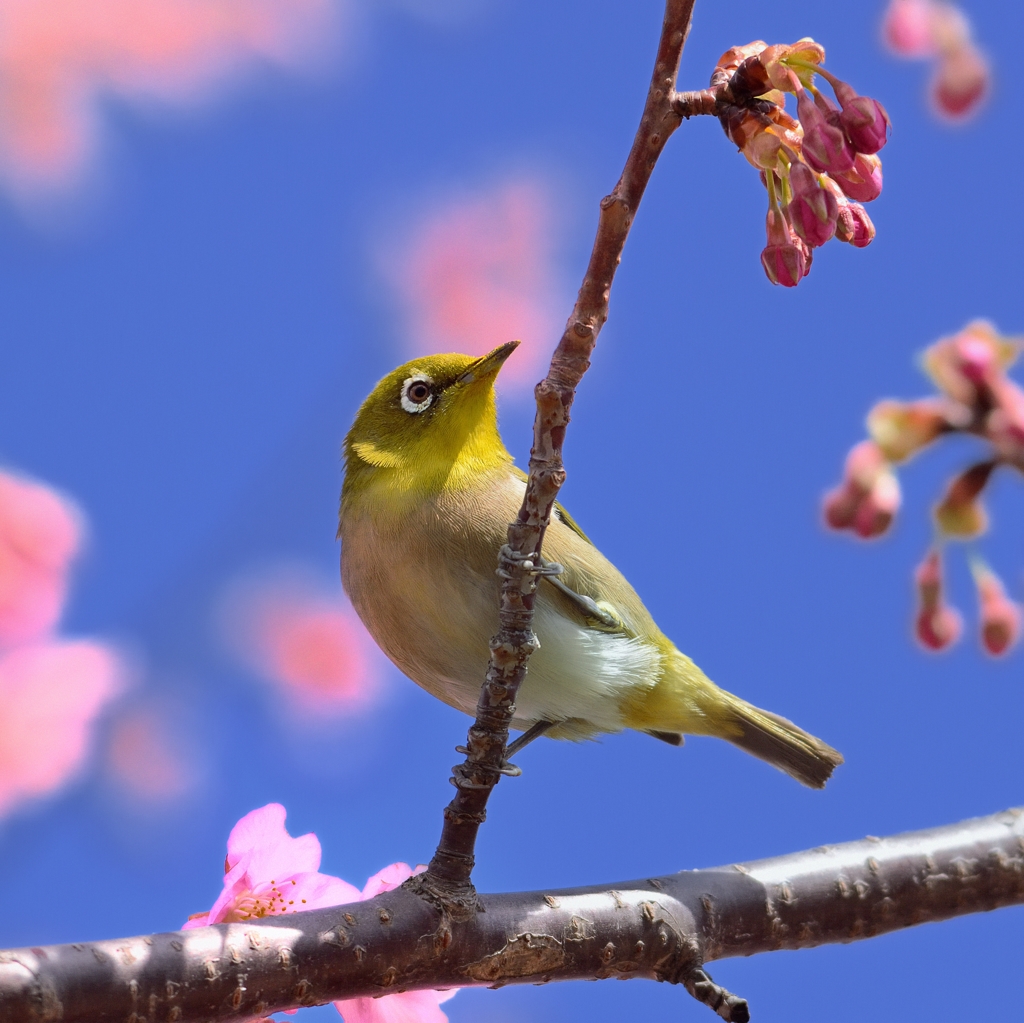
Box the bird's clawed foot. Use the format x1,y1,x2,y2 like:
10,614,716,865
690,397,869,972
496,545,564,585
499,720,554,774
454,721,552,780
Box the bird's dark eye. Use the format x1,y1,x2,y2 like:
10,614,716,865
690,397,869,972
400,374,434,413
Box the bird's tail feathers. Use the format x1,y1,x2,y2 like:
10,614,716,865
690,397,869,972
716,693,843,789
635,653,844,788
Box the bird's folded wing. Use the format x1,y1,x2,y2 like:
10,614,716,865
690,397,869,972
509,466,643,639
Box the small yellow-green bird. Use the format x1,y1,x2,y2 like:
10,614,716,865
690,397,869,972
339,342,842,787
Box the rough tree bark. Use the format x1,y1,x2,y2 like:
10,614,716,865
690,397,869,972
2,808,1021,1023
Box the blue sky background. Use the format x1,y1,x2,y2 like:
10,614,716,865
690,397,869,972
0,1,1021,1020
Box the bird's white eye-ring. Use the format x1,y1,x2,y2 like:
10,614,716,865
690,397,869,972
400,374,434,413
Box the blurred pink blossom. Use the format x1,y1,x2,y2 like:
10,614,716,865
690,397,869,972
183,804,458,1022
0,0,341,194
881,0,989,120
219,565,380,712
883,0,939,56
105,704,197,803
0,469,84,647
0,640,123,816
0,468,129,817
931,42,989,120
387,179,563,391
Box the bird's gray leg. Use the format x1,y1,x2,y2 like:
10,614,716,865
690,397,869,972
501,721,554,773
540,566,624,631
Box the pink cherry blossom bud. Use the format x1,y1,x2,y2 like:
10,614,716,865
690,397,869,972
971,562,1021,656
958,336,997,384
984,377,1024,460
832,80,891,154
833,153,883,203
845,438,888,491
834,200,876,247
796,235,813,277
823,481,860,530
922,321,1013,406
933,461,995,537
867,398,948,461
785,162,838,247
797,88,855,174
916,603,963,651
853,470,901,538
931,42,989,120
914,548,962,651
760,208,806,287
848,203,876,247
882,0,938,58
823,440,898,537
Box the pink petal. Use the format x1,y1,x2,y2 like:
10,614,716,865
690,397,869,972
226,802,322,878
334,989,457,1023
284,872,362,912
361,863,425,900
204,872,261,926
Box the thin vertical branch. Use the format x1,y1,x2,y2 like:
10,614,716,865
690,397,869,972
419,0,701,905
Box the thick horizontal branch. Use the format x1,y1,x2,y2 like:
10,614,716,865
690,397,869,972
3,808,1021,1023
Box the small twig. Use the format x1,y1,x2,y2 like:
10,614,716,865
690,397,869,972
673,88,719,118
419,0,701,907
2,808,1021,1023
682,967,750,1023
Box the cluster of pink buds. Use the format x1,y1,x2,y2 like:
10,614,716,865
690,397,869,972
882,0,989,119
712,39,888,287
823,439,901,539
825,320,1024,656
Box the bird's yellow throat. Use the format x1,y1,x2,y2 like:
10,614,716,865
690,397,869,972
341,347,517,513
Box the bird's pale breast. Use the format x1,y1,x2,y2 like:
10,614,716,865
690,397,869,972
340,470,666,737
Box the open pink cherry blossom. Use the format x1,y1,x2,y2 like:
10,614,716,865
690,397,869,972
183,803,359,927
0,640,123,817
0,469,84,648
183,805,458,1023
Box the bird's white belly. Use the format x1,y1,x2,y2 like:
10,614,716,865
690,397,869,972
511,601,660,738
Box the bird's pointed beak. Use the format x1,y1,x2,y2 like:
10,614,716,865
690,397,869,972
456,340,520,385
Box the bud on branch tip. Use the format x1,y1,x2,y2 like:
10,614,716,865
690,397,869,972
713,39,888,285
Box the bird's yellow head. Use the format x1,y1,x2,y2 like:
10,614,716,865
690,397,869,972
342,341,520,506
